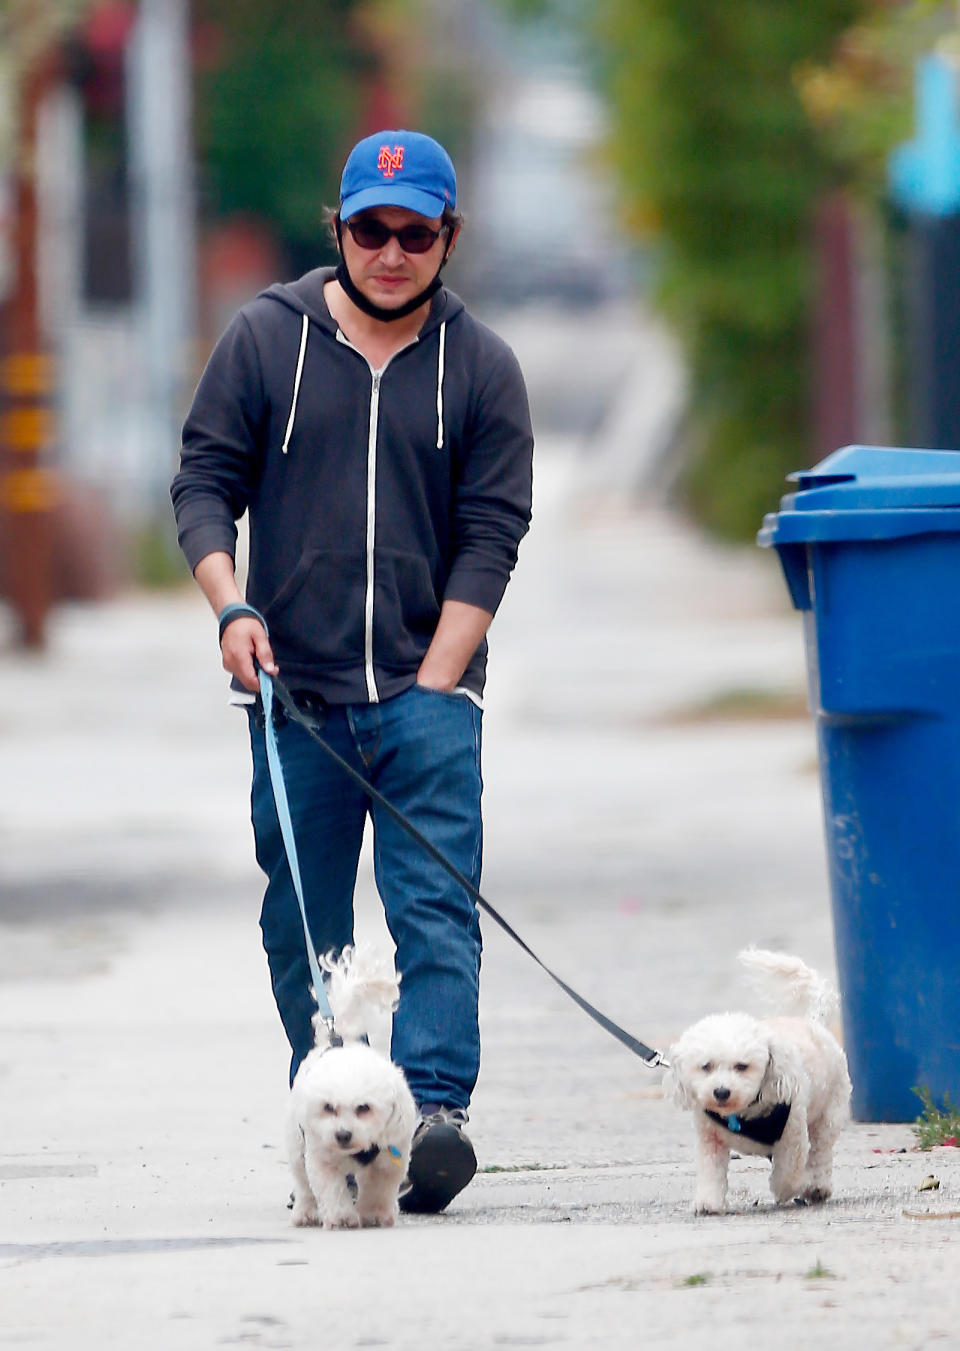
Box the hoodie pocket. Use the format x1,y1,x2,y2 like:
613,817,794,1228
263,549,366,663
374,549,442,665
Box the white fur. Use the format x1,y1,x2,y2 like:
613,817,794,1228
662,948,852,1215
286,945,417,1229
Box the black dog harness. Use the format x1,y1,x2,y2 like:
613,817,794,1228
706,1102,792,1149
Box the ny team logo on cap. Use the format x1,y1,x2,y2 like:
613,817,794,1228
377,145,404,178
340,129,456,221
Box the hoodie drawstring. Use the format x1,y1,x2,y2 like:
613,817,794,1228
282,313,309,454
436,321,446,450
283,312,444,452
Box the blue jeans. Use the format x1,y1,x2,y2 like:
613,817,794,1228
248,684,483,1106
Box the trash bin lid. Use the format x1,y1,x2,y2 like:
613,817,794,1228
759,444,960,545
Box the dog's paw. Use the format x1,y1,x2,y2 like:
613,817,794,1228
693,1200,725,1215
291,1202,319,1227
799,1186,831,1205
321,1211,362,1230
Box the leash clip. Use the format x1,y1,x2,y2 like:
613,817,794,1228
319,1016,343,1049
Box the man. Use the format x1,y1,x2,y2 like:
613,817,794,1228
171,130,533,1214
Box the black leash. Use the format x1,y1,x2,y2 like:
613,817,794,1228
262,669,666,1070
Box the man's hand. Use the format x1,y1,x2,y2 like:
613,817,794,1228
417,599,493,692
220,616,278,692
193,551,278,692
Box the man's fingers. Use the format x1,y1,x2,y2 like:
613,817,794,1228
221,618,276,691
253,630,279,677
224,641,259,692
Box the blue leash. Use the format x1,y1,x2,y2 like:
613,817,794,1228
259,668,335,1030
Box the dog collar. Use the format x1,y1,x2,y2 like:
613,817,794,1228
706,1102,791,1148
349,1143,405,1169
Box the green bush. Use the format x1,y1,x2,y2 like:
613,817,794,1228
195,0,370,274
594,0,871,538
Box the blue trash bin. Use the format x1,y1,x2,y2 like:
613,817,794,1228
758,444,960,1122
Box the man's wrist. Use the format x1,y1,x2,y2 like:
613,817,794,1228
218,602,269,645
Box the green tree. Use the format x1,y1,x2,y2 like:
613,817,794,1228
195,0,480,275
795,1,948,204
595,0,871,538
195,0,374,273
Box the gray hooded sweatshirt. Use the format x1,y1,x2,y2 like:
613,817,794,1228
172,268,533,704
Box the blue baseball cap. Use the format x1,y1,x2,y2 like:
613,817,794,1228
339,130,456,221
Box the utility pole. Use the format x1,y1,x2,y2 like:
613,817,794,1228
0,29,61,649
127,0,197,518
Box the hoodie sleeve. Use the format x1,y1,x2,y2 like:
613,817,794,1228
444,340,533,615
171,311,267,573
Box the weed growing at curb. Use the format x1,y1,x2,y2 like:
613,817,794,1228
668,686,809,724
679,1273,711,1287
804,1260,835,1281
912,1086,960,1149
479,1163,564,1175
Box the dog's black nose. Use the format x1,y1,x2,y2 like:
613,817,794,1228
713,1086,731,1103
335,1128,353,1147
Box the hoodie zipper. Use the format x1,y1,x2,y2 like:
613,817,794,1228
336,331,419,703
364,369,383,700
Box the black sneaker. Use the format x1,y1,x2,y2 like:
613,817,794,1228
398,1105,477,1214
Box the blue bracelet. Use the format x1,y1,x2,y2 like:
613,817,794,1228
218,602,269,645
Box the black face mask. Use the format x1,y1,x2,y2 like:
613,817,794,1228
334,217,448,323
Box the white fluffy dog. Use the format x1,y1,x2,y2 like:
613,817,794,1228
663,948,852,1214
286,945,417,1229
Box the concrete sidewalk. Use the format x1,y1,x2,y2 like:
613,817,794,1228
2,436,959,1350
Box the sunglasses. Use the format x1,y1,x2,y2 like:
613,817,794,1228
342,216,447,255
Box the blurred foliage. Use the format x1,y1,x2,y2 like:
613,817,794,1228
0,0,96,168
131,518,188,590
592,0,875,539
795,0,951,202
793,2,958,455
195,0,371,275
492,0,554,19
194,0,479,276
0,0,92,60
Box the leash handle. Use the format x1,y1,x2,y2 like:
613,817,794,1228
258,670,335,1027
265,670,665,1069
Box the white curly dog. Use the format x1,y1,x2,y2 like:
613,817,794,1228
286,945,417,1229
663,948,852,1214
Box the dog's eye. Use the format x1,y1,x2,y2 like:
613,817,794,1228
701,1063,713,1074
355,1103,371,1116
734,1063,749,1074
322,1103,337,1115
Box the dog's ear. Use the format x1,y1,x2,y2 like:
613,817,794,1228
383,1073,418,1143
385,1091,412,1136
661,1050,691,1109
758,1033,803,1107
